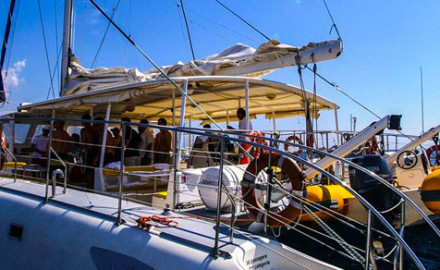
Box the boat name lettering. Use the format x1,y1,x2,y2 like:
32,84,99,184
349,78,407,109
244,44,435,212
246,254,269,269
365,166,380,172
200,175,218,185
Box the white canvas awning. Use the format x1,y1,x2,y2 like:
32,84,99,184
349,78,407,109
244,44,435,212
20,76,339,124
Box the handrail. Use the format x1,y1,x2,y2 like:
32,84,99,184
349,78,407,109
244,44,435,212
2,145,17,183
49,147,68,194
2,116,438,269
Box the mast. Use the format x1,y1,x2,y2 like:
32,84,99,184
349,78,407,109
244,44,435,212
420,67,424,133
0,0,17,103
60,0,74,96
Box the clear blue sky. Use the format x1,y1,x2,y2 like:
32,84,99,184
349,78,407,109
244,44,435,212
1,0,440,136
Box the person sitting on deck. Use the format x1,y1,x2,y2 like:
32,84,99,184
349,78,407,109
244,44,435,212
52,120,71,160
31,125,50,167
122,117,142,166
80,114,98,190
67,133,81,163
94,117,117,166
154,118,172,164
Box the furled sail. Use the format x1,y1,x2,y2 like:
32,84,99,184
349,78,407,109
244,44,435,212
62,39,342,96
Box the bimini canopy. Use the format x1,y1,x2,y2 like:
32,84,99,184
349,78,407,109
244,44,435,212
18,76,339,124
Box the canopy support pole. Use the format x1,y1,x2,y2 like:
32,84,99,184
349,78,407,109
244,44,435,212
334,107,340,145
174,80,188,170
99,103,111,169
245,79,250,130
272,111,276,131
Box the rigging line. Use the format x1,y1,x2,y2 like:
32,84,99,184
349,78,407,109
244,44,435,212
119,0,131,66
88,0,224,132
91,0,122,68
189,19,232,43
305,66,380,119
37,0,56,101
4,0,21,79
213,0,270,41
322,0,341,39
175,2,191,60
185,7,259,45
46,44,63,100
307,67,415,141
179,0,196,61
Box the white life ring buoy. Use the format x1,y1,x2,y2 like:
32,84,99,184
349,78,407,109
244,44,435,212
241,152,305,227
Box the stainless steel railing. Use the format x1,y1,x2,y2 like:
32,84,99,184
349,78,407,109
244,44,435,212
2,116,438,269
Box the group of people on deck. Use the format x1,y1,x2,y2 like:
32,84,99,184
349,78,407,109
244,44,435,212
29,107,253,174
30,116,173,172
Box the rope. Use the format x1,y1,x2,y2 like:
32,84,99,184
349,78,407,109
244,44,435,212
136,215,179,229
303,204,371,268
213,0,270,41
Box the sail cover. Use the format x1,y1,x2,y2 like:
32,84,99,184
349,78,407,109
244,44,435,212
62,39,342,96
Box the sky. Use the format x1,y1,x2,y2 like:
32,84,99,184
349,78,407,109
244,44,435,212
1,0,440,139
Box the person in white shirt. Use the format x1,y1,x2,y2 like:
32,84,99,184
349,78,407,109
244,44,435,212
237,107,252,131
139,119,155,165
31,125,50,167
227,108,253,136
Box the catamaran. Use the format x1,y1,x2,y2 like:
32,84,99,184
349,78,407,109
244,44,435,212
1,1,440,269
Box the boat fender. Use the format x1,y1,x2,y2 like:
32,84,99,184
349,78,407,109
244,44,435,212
421,170,440,215
241,152,305,227
299,185,349,222
283,135,303,155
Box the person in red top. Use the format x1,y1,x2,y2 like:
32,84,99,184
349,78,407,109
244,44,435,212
0,123,7,170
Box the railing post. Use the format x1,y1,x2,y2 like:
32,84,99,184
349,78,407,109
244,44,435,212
365,210,372,270
172,129,178,210
117,122,126,225
49,147,67,194
399,200,406,270
45,114,54,203
264,138,273,234
212,137,225,258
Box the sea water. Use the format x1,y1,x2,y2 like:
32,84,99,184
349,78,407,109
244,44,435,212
279,222,440,270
